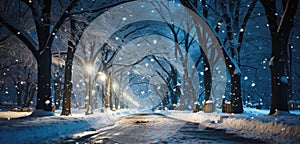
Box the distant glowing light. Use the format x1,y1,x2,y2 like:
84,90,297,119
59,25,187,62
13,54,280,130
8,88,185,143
98,72,106,81
86,64,94,74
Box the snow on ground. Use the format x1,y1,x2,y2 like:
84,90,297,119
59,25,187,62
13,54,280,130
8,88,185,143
0,108,116,144
158,108,300,143
0,107,300,143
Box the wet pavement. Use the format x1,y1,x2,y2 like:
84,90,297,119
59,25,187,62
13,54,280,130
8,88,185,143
61,113,267,144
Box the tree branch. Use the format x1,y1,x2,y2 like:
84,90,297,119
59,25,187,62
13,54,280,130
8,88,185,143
0,13,38,58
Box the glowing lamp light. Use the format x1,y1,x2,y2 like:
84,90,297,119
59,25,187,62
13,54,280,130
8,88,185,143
86,64,94,74
98,72,106,81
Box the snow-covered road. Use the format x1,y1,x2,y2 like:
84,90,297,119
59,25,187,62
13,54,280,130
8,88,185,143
62,113,266,143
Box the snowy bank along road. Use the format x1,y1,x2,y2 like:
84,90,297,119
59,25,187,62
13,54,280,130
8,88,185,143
62,113,266,144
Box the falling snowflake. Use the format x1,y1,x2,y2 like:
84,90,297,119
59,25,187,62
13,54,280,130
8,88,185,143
153,40,157,44
45,100,50,105
200,72,204,76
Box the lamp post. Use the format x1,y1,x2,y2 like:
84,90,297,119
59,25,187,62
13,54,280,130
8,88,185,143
86,64,94,115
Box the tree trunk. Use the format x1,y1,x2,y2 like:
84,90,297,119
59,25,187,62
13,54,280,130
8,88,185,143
115,93,119,110
269,37,289,114
61,17,76,115
103,64,110,109
54,77,61,109
230,74,243,113
110,77,114,110
34,0,52,111
260,0,298,115
202,49,212,102
105,73,111,109
170,67,180,104
25,84,36,107
36,49,52,111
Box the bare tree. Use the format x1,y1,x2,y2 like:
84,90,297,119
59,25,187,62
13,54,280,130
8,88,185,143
260,0,299,115
0,0,80,111
0,34,37,108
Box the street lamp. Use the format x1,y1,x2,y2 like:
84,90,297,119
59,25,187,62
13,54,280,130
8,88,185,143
86,64,94,115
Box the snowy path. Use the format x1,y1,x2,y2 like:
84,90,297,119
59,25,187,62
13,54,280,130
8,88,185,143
62,113,266,143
